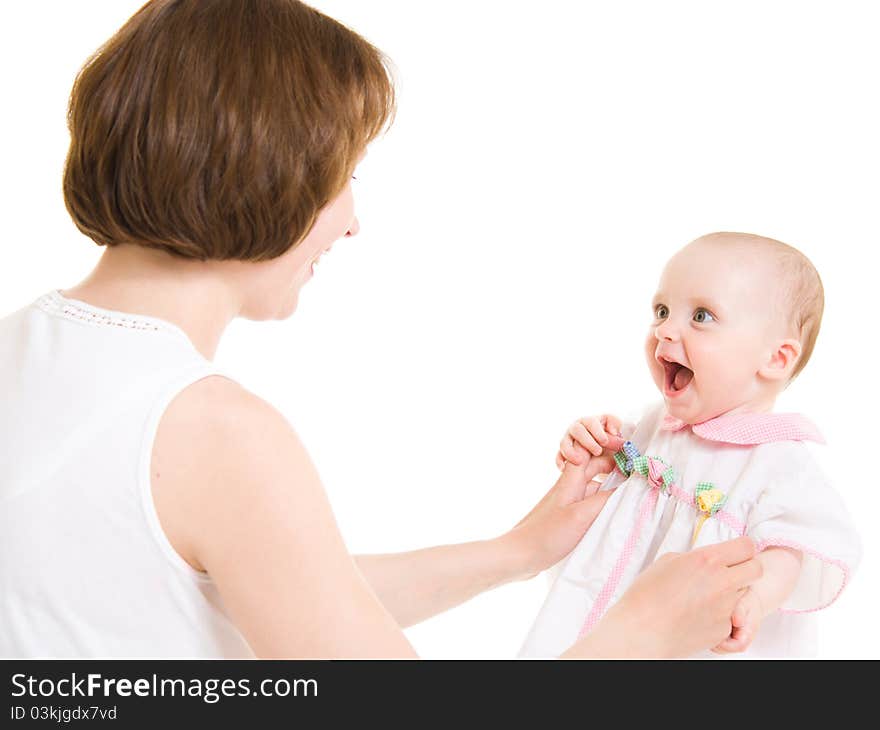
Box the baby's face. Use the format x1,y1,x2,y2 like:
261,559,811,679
643,240,784,424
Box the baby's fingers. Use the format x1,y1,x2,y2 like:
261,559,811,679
710,642,734,654
571,420,604,456
580,415,626,454
710,633,742,654
560,431,590,465
603,414,623,437
714,625,752,654
602,415,625,452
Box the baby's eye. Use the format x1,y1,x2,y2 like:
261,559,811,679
654,304,669,319
693,308,715,323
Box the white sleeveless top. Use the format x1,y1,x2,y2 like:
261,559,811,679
0,289,255,658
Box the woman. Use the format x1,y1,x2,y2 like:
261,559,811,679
0,0,760,658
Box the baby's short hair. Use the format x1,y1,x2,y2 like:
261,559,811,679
62,0,396,262
696,232,824,381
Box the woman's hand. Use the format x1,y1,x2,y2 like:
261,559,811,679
500,456,619,581
501,415,629,581
562,536,763,658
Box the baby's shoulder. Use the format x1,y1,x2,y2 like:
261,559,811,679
752,438,832,481
710,440,837,511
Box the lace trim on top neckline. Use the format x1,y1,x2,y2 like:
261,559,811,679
36,289,194,346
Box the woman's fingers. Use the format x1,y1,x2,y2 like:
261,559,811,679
693,535,757,568
555,451,565,471
584,453,616,483
570,488,615,529
724,557,763,592
616,540,758,657
690,537,761,595
583,477,604,498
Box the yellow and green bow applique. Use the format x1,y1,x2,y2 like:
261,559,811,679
692,482,727,545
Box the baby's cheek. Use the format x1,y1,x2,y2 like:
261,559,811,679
694,347,747,396
643,332,659,373
644,358,664,392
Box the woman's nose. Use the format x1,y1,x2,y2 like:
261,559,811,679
345,216,360,238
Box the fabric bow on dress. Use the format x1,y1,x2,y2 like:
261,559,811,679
692,482,727,544
614,441,677,492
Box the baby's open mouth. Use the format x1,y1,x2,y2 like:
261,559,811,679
660,357,694,396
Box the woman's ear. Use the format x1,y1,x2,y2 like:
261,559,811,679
758,338,802,381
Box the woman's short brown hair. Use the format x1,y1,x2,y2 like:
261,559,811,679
62,0,396,262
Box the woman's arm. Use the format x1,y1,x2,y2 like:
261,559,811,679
354,541,519,629
355,458,617,627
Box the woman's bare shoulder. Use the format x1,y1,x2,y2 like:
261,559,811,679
151,375,411,657
164,374,280,425
151,374,310,573
159,374,307,457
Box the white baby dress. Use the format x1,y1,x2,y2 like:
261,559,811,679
518,403,862,658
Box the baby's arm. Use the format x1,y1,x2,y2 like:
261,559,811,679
712,546,802,653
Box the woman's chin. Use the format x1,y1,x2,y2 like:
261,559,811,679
279,291,300,319
241,290,301,321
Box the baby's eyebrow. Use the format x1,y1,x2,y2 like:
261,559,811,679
689,296,721,311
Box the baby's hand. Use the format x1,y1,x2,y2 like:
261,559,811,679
555,415,626,472
712,587,763,654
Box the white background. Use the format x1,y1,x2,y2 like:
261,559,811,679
1,1,877,658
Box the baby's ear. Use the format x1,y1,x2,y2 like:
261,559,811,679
758,338,802,381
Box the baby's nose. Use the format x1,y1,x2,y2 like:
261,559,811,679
655,319,680,342
345,215,360,238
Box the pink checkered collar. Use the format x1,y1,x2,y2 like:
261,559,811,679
661,410,825,445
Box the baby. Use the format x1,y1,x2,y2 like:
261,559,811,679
519,232,862,658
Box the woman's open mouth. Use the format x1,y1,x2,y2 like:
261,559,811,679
660,357,694,398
